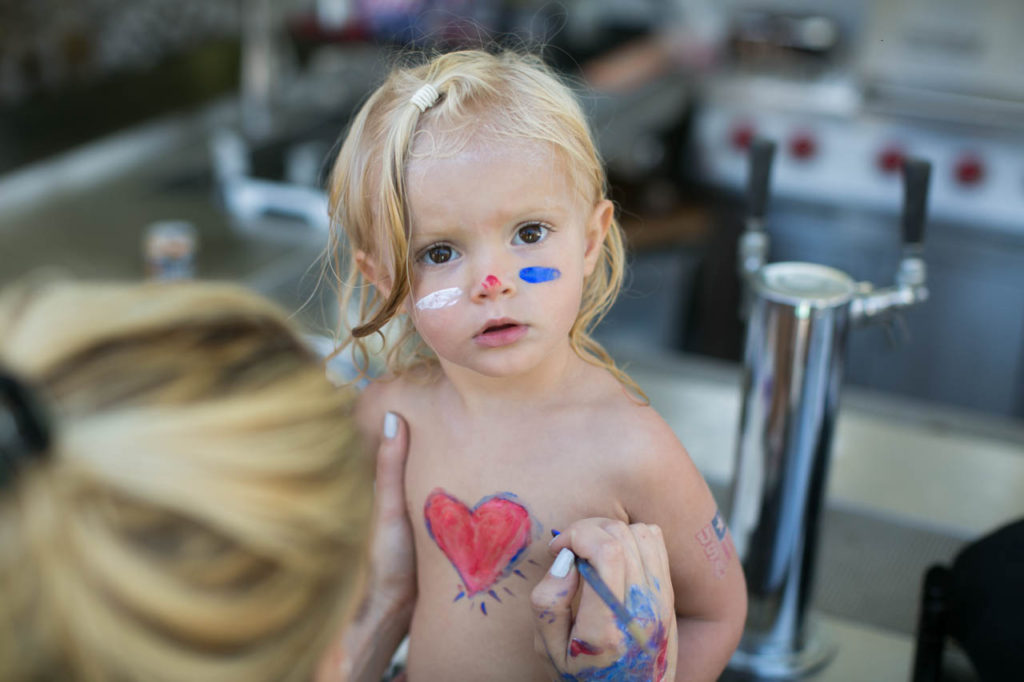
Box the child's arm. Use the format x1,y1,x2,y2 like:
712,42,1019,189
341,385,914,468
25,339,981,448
621,412,748,682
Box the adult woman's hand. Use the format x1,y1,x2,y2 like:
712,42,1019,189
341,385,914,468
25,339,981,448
530,519,678,682
317,411,416,682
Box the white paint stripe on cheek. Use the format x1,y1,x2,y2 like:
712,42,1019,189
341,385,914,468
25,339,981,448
415,287,463,310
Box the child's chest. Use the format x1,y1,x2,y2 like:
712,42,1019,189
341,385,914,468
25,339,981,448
401,411,631,679
404,411,628,557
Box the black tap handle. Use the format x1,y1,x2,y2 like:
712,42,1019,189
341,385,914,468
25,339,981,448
747,139,776,221
901,158,931,247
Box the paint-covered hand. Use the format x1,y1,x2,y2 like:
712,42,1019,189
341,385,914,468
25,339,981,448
530,520,678,682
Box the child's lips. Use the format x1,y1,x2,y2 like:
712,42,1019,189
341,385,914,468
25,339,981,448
474,318,528,347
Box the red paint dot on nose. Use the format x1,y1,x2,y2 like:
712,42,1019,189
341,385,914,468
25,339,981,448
483,275,501,288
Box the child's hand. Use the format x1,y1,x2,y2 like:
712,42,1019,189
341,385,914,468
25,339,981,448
531,519,678,681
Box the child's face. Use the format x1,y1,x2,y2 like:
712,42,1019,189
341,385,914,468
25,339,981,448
401,140,611,380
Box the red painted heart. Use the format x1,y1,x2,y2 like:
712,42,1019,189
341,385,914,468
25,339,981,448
424,489,533,596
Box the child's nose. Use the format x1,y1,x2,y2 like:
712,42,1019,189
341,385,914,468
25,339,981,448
471,273,516,302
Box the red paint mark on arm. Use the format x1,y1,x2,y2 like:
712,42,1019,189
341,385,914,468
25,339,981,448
696,524,727,578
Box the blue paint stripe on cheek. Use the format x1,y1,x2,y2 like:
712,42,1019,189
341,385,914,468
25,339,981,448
519,266,561,284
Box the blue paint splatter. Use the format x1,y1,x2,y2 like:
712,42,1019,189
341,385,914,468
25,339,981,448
454,591,465,602
625,585,657,623
519,266,561,283
481,602,488,615
551,529,561,537
489,590,502,603
514,569,527,579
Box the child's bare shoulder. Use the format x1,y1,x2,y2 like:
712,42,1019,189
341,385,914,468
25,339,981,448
355,368,443,440
573,367,691,473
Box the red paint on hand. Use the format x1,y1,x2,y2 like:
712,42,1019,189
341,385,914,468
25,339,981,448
570,638,604,657
424,490,532,595
655,632,669,680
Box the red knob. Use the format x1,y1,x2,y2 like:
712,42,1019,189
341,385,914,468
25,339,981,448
730,122,756,152
877,145,906,174
954,154,985,186
789,132,818,161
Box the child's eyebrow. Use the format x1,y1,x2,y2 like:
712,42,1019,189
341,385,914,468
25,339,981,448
408,225,465,244
412,206,564,239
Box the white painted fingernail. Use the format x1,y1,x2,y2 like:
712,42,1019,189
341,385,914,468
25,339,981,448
550,548,575,578
383,411,398,439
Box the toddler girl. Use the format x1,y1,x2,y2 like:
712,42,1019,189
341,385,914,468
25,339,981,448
327,49,746,681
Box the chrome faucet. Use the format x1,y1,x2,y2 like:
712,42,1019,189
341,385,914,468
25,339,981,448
222,2,331,236
850,164,931,325
727,140,932,678
209,128,330,235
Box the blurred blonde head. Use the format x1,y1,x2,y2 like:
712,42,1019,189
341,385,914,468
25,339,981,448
327,49,640,395
0,280,373,682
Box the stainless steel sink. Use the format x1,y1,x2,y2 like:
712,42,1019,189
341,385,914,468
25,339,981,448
0,110,355,336
0,45,388,336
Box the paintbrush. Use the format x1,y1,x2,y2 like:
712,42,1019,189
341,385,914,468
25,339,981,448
575,556,650,649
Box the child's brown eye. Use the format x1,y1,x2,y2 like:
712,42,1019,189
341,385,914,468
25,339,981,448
514,223,549,245
425,245,455,264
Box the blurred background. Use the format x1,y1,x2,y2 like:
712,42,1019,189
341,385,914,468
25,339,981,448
1,1,1022,680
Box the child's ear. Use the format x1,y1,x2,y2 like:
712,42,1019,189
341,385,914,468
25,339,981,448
583,199,614,277
355,250,393,298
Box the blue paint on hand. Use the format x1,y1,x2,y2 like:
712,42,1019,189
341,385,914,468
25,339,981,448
519,266,561,283
553,584,669,681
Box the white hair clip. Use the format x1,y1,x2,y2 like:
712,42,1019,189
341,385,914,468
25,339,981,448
410,83,440,113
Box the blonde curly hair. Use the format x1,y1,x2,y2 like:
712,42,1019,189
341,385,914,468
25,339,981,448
0,280,373,682
326,49,641,396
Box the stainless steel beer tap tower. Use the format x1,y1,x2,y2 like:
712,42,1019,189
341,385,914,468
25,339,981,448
726,140,932,678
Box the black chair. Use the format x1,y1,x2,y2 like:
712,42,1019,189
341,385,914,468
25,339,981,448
911,520,1024,682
